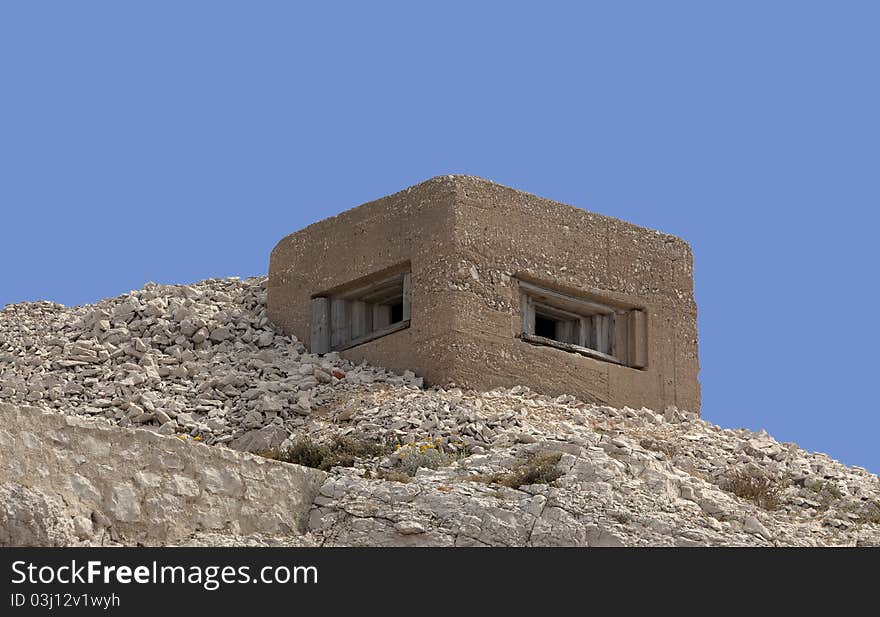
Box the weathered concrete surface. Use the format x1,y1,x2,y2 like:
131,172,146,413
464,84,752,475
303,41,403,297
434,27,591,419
449,176,699,413
268,175,699,413
268,177,461,384
0,403,325,546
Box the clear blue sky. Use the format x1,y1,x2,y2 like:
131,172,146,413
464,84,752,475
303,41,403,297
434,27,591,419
2,2,878,472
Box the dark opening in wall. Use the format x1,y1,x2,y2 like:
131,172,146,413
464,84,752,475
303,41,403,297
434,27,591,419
309,271,412,354
534,314,558,340
518,279,647,369
389,302,404,324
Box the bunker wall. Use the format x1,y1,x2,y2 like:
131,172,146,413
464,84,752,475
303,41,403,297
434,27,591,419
268,177,461,384
443,177,699,412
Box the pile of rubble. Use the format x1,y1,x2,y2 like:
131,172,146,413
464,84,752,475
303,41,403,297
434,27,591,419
1,277,878,546
0,277,419,449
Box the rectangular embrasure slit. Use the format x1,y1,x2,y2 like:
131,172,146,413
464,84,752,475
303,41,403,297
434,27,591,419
518,279,646,369
311,271,412,352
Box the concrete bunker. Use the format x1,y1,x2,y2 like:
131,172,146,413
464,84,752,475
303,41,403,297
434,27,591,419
268,175,700,414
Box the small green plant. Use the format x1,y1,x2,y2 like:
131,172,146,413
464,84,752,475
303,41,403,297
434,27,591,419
257,433,391,471
394,437,465,476
473,452,564,489
285,438,333,468
721,469,787,511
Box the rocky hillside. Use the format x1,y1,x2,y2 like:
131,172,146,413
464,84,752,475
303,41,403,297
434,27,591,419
1,277,878,546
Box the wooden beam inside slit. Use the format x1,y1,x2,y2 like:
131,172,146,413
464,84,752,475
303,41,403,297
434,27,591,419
309,297,330,355
627,309,647,368
609,313,616,358
331,298,349,348
350,300,369,340
521,332,625,366
339,273,406,301
373,303,392,329
335,320,411,352
578,316,590,347
614,312,628,365
517,280,615,315
593,314,610,355
521,293,535,335
401,273,412,321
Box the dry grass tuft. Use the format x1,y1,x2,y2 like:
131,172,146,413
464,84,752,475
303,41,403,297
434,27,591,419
375,470,412,483
721,469,787,511
256,433,391,471
471,452,564,489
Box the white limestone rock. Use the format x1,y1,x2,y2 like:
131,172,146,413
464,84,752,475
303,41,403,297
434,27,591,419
1,275,878,547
